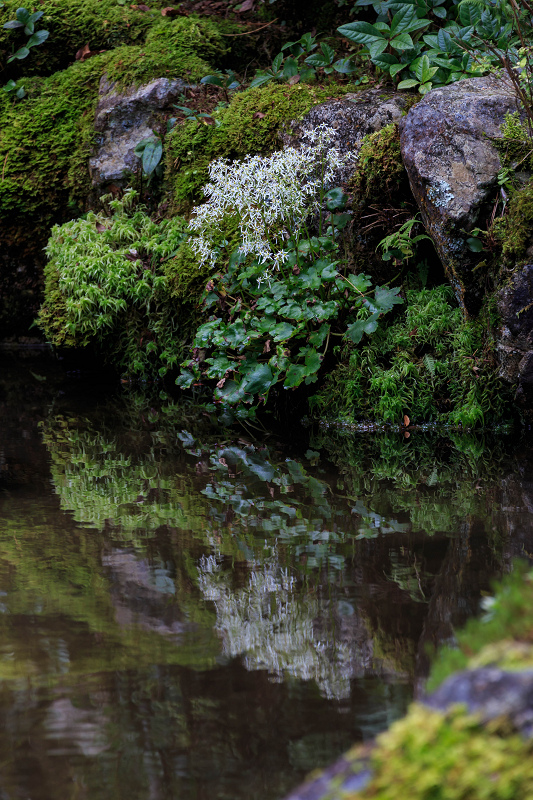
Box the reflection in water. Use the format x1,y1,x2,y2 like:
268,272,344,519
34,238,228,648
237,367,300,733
1,354,533,799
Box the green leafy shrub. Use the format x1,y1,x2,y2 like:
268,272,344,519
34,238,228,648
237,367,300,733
311,286,510,426
337,0,509,94
177,125,402,419
38,190,197,377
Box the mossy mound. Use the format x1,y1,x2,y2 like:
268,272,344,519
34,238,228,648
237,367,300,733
0,0,230,78
165,81,360,211
346,702,533,800
38,191,199,376
500,177,533,262
310,286,511,427
351,123,407,207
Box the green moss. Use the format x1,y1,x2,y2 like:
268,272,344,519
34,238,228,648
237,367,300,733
0,14,227,249
0,0,230,78
500,177,533,261
351,123,406,205
347,703,533,800
310,286,511,427
0,0,152,76
164,213,241,302
38,191,200,376
103,15,228,88
166,81,360,210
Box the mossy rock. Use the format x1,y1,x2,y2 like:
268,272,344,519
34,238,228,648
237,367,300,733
0,0,231,78
165,81,360,212
347,702,533,800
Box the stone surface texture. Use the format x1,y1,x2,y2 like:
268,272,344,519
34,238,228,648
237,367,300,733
400,74,519,315
497,264,533,408
424,667,533,737
283,89,413,184
89,76,192,187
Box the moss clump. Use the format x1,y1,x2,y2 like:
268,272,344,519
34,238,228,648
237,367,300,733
166,81,360,210
164,212,242,303
0,57,104,224
0,0,152,76
500,177,533,261
346,703,533,800
351,123,406,205
310,286,510,427
0,0,230,78
103,15,228,88
38,191,199,376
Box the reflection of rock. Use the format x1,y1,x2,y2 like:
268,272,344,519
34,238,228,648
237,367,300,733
198,555,402,701
45,698,108,757
103,549,189,638
89,76,192,188
400,74,518,314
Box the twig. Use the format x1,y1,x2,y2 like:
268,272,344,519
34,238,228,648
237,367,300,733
221,18,277,36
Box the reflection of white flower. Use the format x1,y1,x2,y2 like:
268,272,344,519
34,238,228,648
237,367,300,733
189,125,357,278
197,554,374,701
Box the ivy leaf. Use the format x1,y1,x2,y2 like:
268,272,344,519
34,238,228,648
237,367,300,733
345,312,381,344
242,363,274,396
270,321,295,341
283,364,307,389
374,285,403,312
176,370,195,388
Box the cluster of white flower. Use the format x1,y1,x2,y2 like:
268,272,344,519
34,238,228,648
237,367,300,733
188,124,356,277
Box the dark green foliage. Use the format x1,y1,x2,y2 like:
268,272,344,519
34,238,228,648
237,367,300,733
311,286,511,426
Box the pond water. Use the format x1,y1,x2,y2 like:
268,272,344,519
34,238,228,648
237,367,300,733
1,350,533,800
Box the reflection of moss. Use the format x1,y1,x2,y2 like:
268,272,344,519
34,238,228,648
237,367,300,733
0,497,220,683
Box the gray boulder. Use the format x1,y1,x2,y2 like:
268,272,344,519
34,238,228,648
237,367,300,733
89,75,192,188
400,74,519,315
425,667,533,737
497,264,533,409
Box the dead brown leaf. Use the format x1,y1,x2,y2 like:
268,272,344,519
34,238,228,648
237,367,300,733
253,111,265,119
236,0,254,10
75,43,92,61
161,6,179,14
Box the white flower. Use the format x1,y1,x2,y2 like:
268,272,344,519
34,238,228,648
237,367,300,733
188,124,357,277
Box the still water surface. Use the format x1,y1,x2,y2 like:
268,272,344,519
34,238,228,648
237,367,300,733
1,351,533,800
